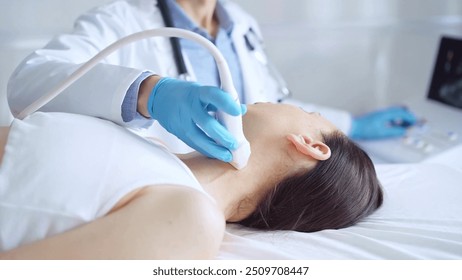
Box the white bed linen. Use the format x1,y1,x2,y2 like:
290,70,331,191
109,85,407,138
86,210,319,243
218,163,462,259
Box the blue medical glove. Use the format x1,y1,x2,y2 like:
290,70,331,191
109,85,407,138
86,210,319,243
350,106,417,140
147,77,246,162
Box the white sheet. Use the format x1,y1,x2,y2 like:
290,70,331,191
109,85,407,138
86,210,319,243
218,163,462,259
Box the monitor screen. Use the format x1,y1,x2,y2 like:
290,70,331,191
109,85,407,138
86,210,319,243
427,36,462,110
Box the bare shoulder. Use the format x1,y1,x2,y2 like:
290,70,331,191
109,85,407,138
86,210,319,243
143,185,223,225
116,184,226,259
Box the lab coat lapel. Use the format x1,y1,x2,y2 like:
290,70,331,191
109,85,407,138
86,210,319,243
231,23,272,104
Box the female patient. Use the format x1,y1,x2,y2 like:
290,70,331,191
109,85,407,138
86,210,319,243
0,103,382,259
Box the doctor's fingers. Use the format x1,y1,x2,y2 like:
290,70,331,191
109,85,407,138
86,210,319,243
382,107,418,123
184,123,233,162
192,108,238,151
198,86,242,116
206,103,247,115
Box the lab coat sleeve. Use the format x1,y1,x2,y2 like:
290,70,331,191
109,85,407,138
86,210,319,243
7,2,148,126
283,98,353,135
122,71,155,123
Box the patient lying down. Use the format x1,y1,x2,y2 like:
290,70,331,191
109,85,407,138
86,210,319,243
0,103,383,259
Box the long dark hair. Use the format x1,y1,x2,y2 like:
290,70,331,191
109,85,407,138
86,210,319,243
239,131,383,232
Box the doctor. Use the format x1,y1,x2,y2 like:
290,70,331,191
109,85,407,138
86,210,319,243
7,0,416,162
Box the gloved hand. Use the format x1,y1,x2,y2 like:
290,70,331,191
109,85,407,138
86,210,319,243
350,106,417,140
147,77,246,162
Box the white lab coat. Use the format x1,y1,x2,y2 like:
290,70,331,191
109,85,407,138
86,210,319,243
7,0,352,153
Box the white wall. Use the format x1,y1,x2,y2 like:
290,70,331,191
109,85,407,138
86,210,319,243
235,0,462,24
1,0,462,125
234,0,462,113
260,18,462,114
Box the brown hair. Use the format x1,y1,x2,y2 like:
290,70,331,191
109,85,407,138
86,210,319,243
239,131,383,232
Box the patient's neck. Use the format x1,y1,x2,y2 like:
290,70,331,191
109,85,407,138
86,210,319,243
179,152,273,221
0,127,10,164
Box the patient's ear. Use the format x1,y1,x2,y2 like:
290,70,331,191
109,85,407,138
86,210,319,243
287,134,331,161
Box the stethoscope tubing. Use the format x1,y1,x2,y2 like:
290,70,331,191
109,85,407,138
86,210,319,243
157,0,188,76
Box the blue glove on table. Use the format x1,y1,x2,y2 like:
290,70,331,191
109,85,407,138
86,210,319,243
350,106,417,140
147,77,246,162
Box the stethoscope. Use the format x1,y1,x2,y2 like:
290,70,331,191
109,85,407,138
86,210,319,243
157,0,291,102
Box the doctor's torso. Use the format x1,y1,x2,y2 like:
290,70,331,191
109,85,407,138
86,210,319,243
7,0,280,153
